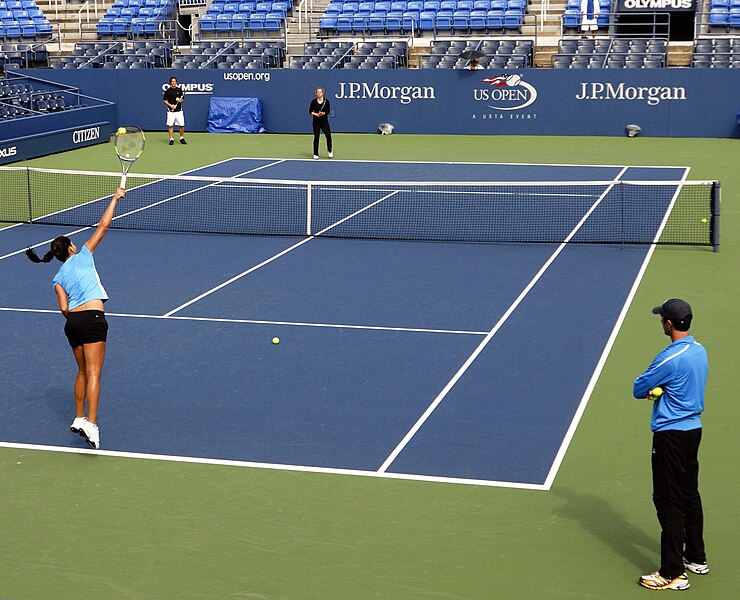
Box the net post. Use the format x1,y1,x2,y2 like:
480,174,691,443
710,181,720,253
26,167,33,223
306,183,312,236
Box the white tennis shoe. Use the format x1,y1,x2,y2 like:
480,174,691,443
683,558,709,575
313,155,319,160
70,417,87,434
79,420,100,449
638,571,690,590
328,151,333,158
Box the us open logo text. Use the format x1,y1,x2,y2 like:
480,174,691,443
473,75,538,111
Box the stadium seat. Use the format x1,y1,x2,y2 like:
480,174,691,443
451,12,469,33
486,9,503,30
503,8,521,31
730,7,740,27
709,8,729,26
418,10,435,31
319,15,337,33
263,12,282,30
563,8,579,29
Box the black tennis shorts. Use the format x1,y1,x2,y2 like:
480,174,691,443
64,310,108,347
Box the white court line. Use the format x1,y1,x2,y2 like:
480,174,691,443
0,442,546,491
0,307,487,336
377,166,631,474
540,167,691,490
230,156,692,170
163,190,401,317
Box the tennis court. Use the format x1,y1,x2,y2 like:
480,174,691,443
0,158,712,487
0,136,736,600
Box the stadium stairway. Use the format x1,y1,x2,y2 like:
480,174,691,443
34,0,117,50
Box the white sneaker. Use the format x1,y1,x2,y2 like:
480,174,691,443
70,416,87,434
683,558,709,575
638,571,690,590
79,420,100,449
313,155,319,160
328,151,333,158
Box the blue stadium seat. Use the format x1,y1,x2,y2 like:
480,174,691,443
730,7,740,27
486,8,503,30
435,13,452,31
4,20,20,39
563,8,579,29
451,12,469,32
469,8,486,29
351,14,366,32
216,12,231,31
19,19,35,38
367,15,385,33
418,9,435,30
319,15,337,33
264,12,282,29
112,18,130,37
230,12,248,31
709,7,729,25
249,12,265,30
503,8,521,30
199,14,217,33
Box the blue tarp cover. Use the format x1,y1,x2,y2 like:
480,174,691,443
207,97,265,133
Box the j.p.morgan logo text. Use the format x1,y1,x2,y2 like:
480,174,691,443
473,75,538,110
335,82,435,104
576,83,686,106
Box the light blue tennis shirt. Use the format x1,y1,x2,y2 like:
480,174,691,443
52,245,108,310
633,336,708,432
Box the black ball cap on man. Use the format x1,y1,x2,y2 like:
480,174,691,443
652,298,692,329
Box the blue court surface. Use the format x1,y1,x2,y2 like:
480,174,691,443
0,159,688,489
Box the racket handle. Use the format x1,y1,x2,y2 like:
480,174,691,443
120,174,127,188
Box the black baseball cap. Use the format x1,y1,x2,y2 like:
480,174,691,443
652,298,693,328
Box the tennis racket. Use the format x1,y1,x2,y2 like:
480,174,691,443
114,125,145,188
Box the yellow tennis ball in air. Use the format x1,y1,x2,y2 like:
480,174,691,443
700,218,708,224
117,127,126,135
272,337,280,345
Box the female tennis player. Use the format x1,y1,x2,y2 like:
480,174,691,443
26,187,126,449
309,87,332,160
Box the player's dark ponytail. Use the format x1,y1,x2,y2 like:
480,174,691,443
26,236,72,264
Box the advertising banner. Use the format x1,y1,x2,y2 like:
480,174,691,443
0,122,112,165
16,68,740,139
616,0,697,11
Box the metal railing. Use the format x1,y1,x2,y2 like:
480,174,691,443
561,11,671,39
313,14,539,43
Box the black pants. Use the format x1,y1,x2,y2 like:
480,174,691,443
652,428,705,578
313,120,332,155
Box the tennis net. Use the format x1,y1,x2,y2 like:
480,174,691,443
0,167,720,251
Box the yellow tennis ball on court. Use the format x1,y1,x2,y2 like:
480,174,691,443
117,127,126,135
272,337,280,345
700,218,708,224
650,387,663,400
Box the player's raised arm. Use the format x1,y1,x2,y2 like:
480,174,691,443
85,187,126,254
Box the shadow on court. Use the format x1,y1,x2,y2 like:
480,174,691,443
552,486,657,572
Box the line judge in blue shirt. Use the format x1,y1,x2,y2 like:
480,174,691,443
633,298,709,591
26,187,126,450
